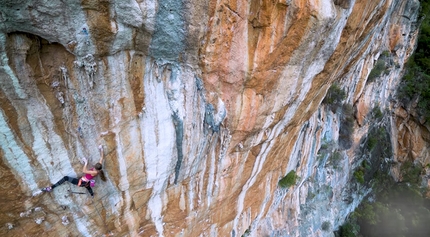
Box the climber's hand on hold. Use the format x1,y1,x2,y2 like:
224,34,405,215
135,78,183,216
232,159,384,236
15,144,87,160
81,157,88,165
98,145,103,153
99,145,105,164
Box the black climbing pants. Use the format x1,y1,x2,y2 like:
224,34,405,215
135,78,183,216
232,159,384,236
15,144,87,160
51,176,94,196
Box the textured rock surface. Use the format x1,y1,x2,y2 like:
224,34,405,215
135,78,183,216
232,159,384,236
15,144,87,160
0,0,422,236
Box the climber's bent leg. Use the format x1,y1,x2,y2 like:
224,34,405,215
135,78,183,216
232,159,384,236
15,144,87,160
85,186,94,197
43,176,79,192
52,176,79,189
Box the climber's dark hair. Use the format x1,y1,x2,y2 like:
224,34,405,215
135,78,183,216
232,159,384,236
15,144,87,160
95,163,102,170
95,162,107,181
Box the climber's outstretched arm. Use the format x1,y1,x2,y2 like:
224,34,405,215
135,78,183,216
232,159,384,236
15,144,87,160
82,158,98,175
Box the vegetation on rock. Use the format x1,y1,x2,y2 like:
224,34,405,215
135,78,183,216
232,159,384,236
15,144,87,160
321,221,331,232
339,3,430,234
367,54,389,83
323,83,346,112
339,103,355,149
397,0,430,124
338,161,430,237
278,170,298,188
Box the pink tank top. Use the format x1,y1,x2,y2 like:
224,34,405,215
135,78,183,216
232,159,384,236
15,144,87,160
83,168,96,181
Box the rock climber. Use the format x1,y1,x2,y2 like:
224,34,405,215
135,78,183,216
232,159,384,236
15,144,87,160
42,146,106,197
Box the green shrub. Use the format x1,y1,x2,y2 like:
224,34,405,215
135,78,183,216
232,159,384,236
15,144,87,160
346,174,430,237
241,228,251,237
321,221,331,231
365,126,388,152
342,3,430,236
278,170,298,188
361,160,371,170
330,151,342,169
415,1,430,73
398,66,430,124
338,221,360,237
339,103,355,149
307,191,316,200
396,0,430,125
354,169,365,184
381,50,391,58
331,151,341,162
400,161,422,184
320,142,329,150
366,136,378,150
353,160,370,184
367,59,386,82
355,202,380,225
371,106,383,119
323,83,346,111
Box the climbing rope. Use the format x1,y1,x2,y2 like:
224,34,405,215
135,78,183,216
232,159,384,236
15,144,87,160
91,198,113,236
68,189,112,235
67,189,86,195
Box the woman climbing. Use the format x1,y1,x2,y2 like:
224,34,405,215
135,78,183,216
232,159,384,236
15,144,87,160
42,146,107,197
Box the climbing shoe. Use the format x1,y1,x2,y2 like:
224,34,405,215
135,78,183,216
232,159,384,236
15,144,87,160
42,187,52,192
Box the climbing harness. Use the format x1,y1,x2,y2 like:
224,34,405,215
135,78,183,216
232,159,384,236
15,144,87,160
77,178,95,188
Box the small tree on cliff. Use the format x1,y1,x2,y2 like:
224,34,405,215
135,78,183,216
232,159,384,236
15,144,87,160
323,83,346,112
278,170,298,188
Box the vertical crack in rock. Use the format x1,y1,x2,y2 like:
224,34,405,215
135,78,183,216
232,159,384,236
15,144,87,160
161,61,185,185
172,111,183,184
149,0,185,60
128,53,146,113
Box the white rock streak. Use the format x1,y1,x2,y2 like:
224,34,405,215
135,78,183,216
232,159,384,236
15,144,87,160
0,34,26,99
0,111,38,192
142,59,177,237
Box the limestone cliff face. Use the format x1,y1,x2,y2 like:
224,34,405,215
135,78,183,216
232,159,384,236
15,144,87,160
0,0,421,236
